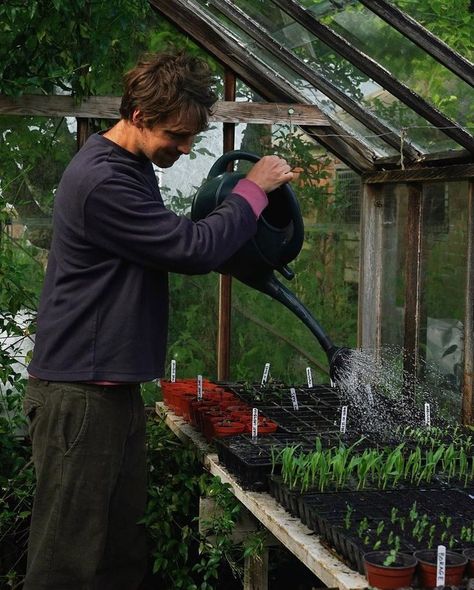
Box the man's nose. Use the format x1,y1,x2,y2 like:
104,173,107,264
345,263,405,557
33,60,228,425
178,137,193,155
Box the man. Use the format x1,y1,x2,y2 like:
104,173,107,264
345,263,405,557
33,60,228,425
23,51,294,589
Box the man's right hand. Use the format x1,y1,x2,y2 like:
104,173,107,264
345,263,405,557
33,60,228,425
245,155,295,194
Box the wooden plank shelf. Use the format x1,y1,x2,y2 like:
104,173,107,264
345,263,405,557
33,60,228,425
155,402,367,590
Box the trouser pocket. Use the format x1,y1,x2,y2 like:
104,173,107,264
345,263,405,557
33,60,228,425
23,384,45,441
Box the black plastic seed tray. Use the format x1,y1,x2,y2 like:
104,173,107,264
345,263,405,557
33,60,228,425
214,433,315,491
268,478,474,573
256,406,338,434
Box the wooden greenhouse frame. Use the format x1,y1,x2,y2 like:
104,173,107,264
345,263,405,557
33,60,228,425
2,0,473,423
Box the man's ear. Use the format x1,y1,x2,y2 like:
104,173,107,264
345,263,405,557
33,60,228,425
131,108,144,129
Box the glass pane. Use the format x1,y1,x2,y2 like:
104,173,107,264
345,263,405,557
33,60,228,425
391,0,474,58
310,2,474,131
380,184,408,348
423,181,468,409
194,0,400,158
161,123,224,379
208,0,464,154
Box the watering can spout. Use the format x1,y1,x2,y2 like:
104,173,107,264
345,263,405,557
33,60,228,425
241,271,353,382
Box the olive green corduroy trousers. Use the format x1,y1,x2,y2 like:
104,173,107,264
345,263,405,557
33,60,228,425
22,379,147,590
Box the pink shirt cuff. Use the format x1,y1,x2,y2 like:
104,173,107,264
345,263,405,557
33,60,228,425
232,178,268,219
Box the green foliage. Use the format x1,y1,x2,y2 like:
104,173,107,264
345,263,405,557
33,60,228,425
0,312,34,589
144,417,261,589
394,0,474,58
0,425,34,590
0,1,151,97
0,116,76,224
0,0,220,99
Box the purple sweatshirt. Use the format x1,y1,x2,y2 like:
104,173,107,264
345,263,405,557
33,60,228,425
28,133,265,382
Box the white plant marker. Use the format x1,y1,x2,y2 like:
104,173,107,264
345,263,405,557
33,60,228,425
340,405,348,434
306,367,313,388
436,545,446,587
330,379,335,388
170,359,176,383
424,402,431,427
290,387,299,411
252,408,259,439
261,362,270,385
197,374,203,400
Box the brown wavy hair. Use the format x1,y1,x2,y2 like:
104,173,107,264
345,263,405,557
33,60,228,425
119,51,217,133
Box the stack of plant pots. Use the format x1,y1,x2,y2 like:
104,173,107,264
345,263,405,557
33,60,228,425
161,379,277,442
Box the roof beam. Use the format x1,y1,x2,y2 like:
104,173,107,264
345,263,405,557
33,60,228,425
363,162,474,184
359,0,474,88
0,94,329,125
272,0,474,154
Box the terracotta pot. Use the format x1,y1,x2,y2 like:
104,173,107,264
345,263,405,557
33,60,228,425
414,549,467,588
240,417,278,434
229,408,252,420
201,411,228,441
162,385,195,412
177,393,199,420
364,551,417,590
189,399,216,426
193,403,221,429
255,421,278,434
212,420,246,438
463,547,474,577
217,394,241,409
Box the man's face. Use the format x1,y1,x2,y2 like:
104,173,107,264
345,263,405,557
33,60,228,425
135,112,197,168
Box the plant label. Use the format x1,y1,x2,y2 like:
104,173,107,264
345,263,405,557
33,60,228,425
252,408,259,439
261,362,270,385
197,374,203,400
340,405,348,433
330,379,335,388
306,367,313,388
290,387,299,411
436,545,446,586
171,359,176,383
424,402,431,427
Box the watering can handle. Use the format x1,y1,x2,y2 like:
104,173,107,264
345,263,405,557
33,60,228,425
207,150,261,179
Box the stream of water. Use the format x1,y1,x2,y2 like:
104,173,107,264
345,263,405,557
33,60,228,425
335,346,457,440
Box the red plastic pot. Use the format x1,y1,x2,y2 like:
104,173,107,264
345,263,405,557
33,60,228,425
161,383,195,412
193,403,221,430
228,407,252,420
254,420,278,434
364,551,417,590
216,393,240,409
240,417,278,434
189,399,216,427
176,393,199,420
463,547,474,578
414,549,467,588
201,410,228,441
212,420,246,438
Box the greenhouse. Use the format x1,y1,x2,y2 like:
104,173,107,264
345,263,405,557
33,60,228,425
1,1,474,589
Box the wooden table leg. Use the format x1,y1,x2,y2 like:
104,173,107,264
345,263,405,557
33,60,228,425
244,549,269,590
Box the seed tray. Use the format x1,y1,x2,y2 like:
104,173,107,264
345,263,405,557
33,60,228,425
214,433,315,491
271,482,474,573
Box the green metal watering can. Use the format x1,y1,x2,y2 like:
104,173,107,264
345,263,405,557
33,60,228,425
191,150,351,381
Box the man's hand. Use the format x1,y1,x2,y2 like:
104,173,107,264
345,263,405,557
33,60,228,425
245,155,295,193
